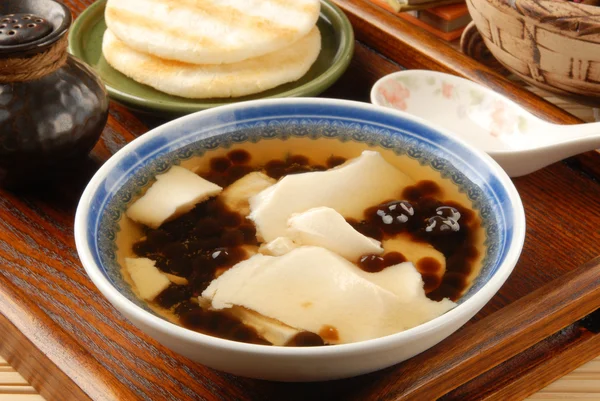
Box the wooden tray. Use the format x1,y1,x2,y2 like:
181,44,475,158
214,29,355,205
1,1,600,400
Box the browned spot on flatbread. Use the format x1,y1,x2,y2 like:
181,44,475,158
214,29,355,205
103,26,319,98
107,27,315,77
203,41,309,88
301,301,313,308
106,6,217,49
106,33,193,74
162,0,300,42
319,325,339,342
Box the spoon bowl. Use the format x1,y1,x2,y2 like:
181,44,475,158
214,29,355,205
371,70,600,177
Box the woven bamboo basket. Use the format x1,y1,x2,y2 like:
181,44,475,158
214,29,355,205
466,0,600,104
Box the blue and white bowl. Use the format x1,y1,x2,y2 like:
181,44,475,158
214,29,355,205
75,98,525,381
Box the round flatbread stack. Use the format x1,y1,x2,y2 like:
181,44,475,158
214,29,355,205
105,0,321,65
102,28,321,99
102,0,322,99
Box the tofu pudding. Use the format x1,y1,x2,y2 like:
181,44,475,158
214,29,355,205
116,143,486,347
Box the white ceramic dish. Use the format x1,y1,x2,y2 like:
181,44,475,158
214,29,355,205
75,98,525,381
371,69,600,177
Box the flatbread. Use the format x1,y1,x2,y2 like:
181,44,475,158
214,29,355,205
102,27,321,99
105,0,321,65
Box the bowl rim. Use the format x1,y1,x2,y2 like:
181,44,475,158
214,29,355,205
75,97,526,356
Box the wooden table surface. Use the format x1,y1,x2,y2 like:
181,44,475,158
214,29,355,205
5,355,600,401
1,0,600,400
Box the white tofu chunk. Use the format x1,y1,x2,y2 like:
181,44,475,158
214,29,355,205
287,207,383,261
125,258,170,301
354,261,428,303
164,273,188,286
258,237,298,256
220,172,276,216
202,247,455,344
248,150,415,242
357,260,456,328
126,166,222,229
227,306,301,346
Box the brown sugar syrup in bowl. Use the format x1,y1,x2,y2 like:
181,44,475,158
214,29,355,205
114,137,487,346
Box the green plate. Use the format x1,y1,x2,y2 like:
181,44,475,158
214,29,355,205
68,0,355,117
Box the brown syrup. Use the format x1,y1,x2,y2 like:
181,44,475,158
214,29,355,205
179,304,270,345
326,155,347,168
131,152,481,346
357,252,406,273
227,149,251,165
417,257,443,293
286,331,325,347
351,180,478,302
319,325,340,342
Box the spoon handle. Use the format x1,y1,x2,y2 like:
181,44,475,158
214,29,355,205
501,123,600,177
556,122,600,154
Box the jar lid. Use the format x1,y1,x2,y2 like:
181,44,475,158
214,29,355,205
0,14,53,46
0,0,71,58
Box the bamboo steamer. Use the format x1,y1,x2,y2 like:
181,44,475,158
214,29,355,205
465,0,600,105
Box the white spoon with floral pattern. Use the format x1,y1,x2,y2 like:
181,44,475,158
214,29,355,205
371,70,600,177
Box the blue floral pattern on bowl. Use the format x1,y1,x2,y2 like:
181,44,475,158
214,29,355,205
86,101,514,315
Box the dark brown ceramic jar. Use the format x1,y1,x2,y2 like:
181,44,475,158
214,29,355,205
0,0,108,188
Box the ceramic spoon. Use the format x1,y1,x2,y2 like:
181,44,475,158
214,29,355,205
370,70,600,177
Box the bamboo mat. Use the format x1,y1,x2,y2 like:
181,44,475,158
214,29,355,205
0,355,45,401
2,353,600,400
526,359,600,400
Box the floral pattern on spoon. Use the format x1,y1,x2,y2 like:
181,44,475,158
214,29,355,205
371,70,600,177
373,72,533,150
